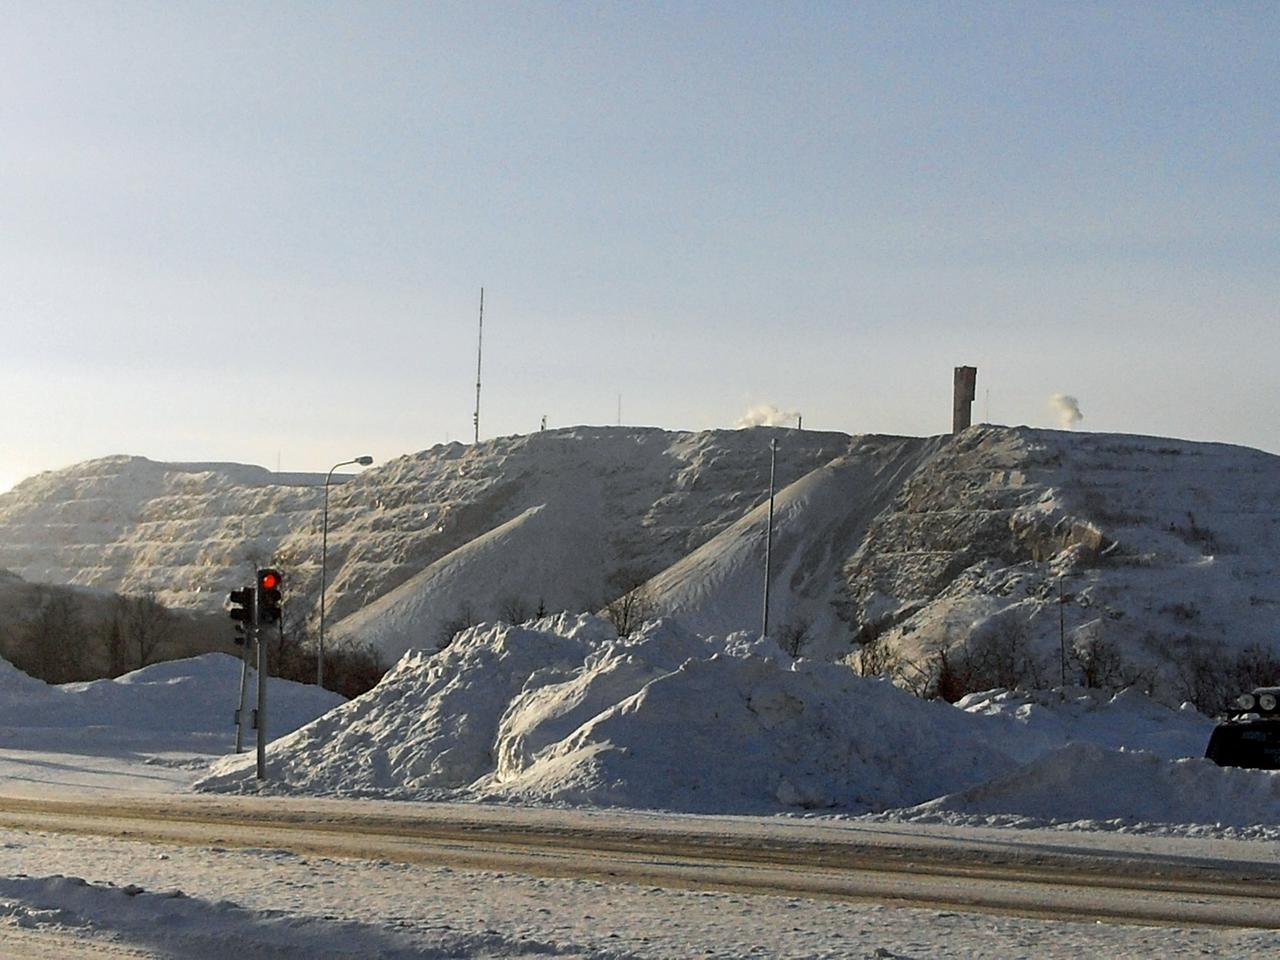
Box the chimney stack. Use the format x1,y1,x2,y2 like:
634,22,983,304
952,366,977,433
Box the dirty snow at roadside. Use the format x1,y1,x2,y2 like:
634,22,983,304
0,823,1276,959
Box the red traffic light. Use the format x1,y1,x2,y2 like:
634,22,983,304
258,570,281,591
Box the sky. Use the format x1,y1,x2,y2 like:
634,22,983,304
2,2,1278,492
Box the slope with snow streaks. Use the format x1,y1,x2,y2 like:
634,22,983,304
643,435,943,655
838,427,1280,689
0,428,851,638
328,498,611,660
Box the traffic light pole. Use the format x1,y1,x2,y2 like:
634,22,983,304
255,617,267,780
234,642,251,753
229,571,282,780
230,586,257,754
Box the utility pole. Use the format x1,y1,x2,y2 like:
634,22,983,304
473,287,484,445
1058,575,1067,687
761,437,777,639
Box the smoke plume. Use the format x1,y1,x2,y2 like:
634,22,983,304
736,403,800,428
1048,393,1084,429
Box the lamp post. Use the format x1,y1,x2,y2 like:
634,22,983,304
318,455,372,689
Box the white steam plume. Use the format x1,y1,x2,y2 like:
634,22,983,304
736,403,800,428
1048,393,1084,429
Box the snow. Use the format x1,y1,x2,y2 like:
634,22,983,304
0,654,341,796
2,825,1275,959
196,616,1014,812
896,742,1280,838
0,632,1275,956
194,614,1279,839
953,685,1215,762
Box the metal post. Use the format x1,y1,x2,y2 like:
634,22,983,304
234,640,251,753
317,456,372,689
318,467,334,689
762,437,777,639
255,621,267,780
474,287,484,444
1059,575,1067,687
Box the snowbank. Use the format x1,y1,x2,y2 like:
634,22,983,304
955,686,1214,762
194,615,1270,833
197,616,1014,813
0,653,341,737
896,742,1280,836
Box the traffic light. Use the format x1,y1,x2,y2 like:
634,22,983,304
228,586,254,645
257,568,283,624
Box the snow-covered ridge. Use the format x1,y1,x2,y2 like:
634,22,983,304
4,426,1280,677
840,426,1280,687
0,427,851,648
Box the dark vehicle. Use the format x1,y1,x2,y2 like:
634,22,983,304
1205,687,1280,770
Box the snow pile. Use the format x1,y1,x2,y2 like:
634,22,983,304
0,654,341,738
955,686,1215,762
896,742,1280,835
197,616,1013,813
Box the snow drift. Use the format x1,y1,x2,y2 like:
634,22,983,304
196,616,1015,812
899,742,1280,835
191,614,1280,834
0,653,341,740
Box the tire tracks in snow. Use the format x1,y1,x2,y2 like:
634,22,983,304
1,794,1278,930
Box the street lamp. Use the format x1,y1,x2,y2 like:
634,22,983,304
318,455,372,689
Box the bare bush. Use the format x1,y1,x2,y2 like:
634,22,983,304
602,568,656,638
119,591,174,669
438,603,477,650
931,618,1046,703
1069,625,1131,689
265,609,386,699
99,597,130,676
776,618,811,658
851,629,900,678
1173,640,1280,715
14,587,93,683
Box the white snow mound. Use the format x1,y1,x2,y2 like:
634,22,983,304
0,653,342,736
196,616,1014,813
900,742,1280,832
955,686,1215,762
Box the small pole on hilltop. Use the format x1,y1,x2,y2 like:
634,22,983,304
762,437,777,639
473,287,484,445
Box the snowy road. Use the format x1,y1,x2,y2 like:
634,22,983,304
3,794,1279,932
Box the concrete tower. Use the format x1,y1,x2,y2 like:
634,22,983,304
952,366,977,433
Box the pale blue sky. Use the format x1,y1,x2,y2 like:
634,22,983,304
2,2,1277,491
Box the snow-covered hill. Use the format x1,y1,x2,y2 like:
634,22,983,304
3,425,1279,684
0,427,851,660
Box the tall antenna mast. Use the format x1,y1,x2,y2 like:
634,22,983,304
473,287,484,445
